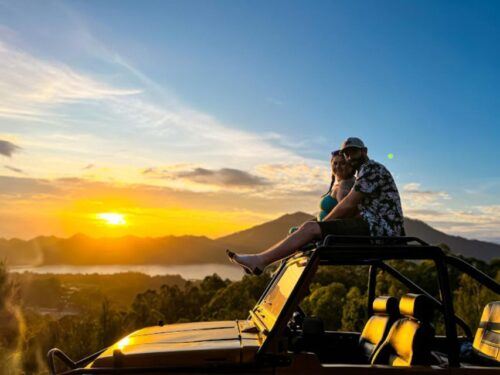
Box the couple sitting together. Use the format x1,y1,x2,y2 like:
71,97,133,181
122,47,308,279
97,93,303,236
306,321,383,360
227,137,405,275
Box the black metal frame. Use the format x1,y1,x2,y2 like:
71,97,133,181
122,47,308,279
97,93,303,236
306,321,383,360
315,235,500,368
47,235,500,374
256,251,320,357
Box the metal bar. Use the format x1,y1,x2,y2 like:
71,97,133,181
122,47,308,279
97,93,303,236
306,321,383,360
322,235,430,246
367,265,377,316
445,256,500,294
317,246,444,261
378,262,473,339
57,365,261,374
47,348,107,375
47,348,76,375
435,257,460,367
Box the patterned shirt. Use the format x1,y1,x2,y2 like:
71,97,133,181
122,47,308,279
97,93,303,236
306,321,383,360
353,159,405,236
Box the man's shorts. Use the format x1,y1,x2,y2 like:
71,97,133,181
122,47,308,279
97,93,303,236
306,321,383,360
317,217,370,239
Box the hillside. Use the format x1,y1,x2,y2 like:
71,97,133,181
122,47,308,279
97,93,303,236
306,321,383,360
220,212,500,260
0,234,226,266
404,218,500,261
218,212,314,251
0,212,498,266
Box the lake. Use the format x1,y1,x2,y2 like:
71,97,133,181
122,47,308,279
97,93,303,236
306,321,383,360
9,263,245,280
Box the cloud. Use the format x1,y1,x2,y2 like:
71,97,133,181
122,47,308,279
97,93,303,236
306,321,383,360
140,162,331,195
176,168,270,187
0,37,310,172
404,209,446,217
83,164,94,170
0,174,318,238
254,163,330,196
402,182,500,241
0,176,59,196
402,182,451,207
145,166,270,188
3,165,24,174
418,205,500,242
0,139,21,157
0,42,139,106
0,40,140,124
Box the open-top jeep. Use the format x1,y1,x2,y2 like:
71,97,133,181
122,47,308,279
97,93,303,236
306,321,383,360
48,236,499,374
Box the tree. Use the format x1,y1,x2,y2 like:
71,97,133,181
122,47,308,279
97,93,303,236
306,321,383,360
97,298,124,347
341,287,368,332
0,261,24,375
302,282,347,330
454,274,496,333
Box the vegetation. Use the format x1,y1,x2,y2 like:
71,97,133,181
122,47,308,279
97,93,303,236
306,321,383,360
0,255,498,374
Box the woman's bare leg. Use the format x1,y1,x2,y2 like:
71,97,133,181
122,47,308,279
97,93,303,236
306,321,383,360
227,221,322,272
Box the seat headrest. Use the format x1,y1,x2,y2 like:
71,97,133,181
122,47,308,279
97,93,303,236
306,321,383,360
373,296,399,316
473,301,500,363
399,294,433,322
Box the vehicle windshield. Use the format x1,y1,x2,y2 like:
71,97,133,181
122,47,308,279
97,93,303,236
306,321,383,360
250,254,311,335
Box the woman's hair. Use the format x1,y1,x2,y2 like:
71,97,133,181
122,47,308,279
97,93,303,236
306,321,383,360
323,150,341,196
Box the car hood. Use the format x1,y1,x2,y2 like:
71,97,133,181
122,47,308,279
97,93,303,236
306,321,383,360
90,320,263,369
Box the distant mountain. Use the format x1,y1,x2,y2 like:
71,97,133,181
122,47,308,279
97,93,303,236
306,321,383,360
0,212,498,266
403,218,500,261
1,234,226,266
219,212,500,261
218,212,314,251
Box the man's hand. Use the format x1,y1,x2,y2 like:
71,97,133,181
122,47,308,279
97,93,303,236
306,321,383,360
323,189,364,221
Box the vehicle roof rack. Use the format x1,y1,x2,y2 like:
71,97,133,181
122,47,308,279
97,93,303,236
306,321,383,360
317,235,446,262
322,235,429,246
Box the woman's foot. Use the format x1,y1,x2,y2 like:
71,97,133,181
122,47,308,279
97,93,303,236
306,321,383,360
226,250,265,276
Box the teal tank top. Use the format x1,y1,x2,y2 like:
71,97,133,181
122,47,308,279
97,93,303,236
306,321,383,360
318,194,338,221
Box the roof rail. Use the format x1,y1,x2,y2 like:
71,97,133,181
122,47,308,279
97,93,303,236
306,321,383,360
322,235,429,246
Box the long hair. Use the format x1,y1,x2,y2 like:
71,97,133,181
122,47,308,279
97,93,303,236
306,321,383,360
323,150,340,196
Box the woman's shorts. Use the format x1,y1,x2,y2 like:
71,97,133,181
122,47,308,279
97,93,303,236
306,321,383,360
317,218,370,239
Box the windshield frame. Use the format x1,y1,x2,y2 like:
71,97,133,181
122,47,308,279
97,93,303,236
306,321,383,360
250,250,319,355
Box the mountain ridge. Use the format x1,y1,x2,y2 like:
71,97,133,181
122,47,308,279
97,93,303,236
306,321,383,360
1,212,498,266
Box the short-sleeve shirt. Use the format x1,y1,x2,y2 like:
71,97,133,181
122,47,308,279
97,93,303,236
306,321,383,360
353,160,404,237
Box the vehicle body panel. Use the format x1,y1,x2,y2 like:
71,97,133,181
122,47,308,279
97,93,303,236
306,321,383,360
91,320,262,369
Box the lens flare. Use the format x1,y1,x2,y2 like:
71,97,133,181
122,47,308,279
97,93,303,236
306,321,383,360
387,153,394,160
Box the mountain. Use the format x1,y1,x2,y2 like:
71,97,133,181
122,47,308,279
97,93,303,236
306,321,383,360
219,212,500,261
1,234,226,266
403,218,500,261
0,212,498,266
218,212,314,251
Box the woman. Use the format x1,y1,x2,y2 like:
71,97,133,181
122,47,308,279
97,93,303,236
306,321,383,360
317,150,355,221
227,151,357,275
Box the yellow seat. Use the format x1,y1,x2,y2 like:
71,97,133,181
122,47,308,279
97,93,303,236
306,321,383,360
359,296,399,362
371,294,435,367
473,301,500,364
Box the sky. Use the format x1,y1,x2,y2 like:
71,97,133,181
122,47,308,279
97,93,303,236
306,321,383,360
0,0,499,242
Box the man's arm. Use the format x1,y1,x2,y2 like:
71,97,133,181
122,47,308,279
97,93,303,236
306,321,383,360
323,189,364,221
336,179,355,202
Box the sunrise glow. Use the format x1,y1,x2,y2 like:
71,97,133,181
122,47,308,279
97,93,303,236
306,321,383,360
97,213,127,226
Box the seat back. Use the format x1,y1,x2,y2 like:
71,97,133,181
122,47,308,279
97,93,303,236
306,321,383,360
473,301,500,364
371,294,435,367
359,296,399,362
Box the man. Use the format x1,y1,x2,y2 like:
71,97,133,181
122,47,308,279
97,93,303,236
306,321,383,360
227,137,405,275
323,137,405,237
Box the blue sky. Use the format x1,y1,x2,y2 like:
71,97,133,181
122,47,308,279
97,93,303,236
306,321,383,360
0,0,499,241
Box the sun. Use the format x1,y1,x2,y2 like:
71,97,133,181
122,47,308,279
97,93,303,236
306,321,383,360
97,212,126,226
